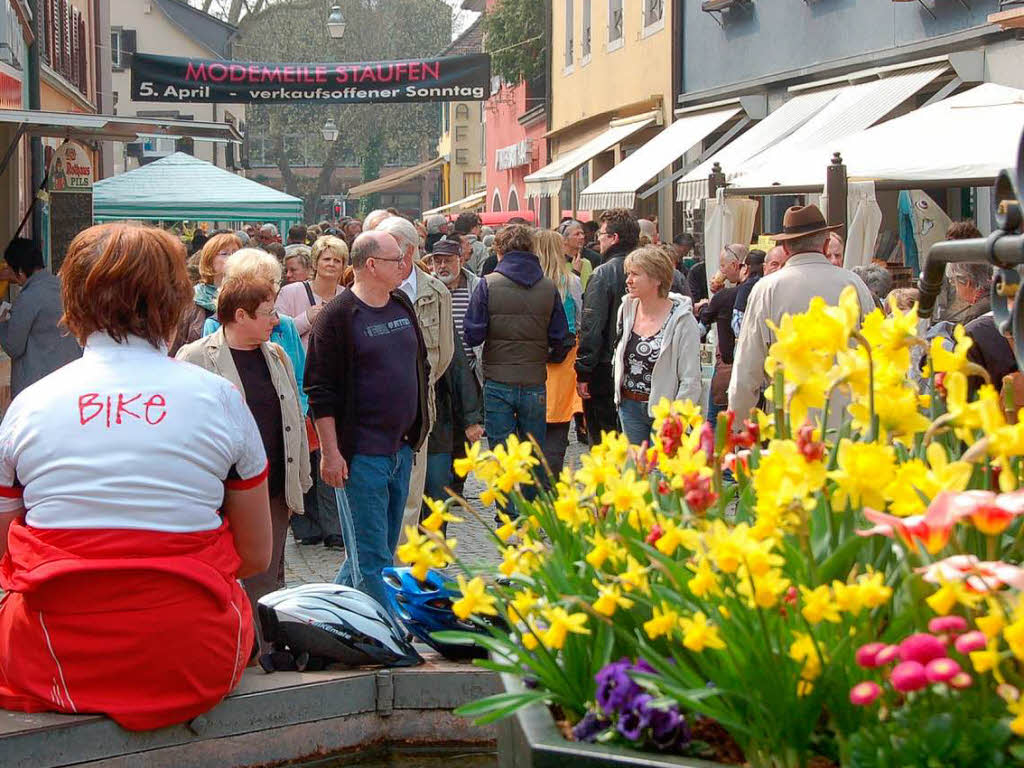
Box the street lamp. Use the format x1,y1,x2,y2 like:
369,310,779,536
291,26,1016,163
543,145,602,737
321,118,340,142
327,5,347,39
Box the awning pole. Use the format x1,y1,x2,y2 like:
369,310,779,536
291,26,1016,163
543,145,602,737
825,152,848,234
0,124,27,179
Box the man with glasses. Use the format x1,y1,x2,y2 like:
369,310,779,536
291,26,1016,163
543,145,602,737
304,231,431,611
575,208,641,444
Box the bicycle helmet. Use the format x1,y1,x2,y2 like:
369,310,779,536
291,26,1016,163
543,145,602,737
382,567,503,661
257,583,422,671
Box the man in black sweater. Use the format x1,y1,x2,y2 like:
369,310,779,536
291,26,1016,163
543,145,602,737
305,230,430,611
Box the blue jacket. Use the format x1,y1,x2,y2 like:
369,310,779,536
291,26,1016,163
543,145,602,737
463,250,572,363
203,313,308,414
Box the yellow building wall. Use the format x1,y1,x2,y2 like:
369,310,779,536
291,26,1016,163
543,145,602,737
438,101,486,206
550,0,673,137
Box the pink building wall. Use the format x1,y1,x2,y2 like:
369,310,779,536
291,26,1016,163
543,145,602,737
484,82,547,219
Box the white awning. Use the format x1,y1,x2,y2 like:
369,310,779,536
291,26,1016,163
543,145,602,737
0,108,242,142
732,83,1024,190
725,63,948,192
524,111,659,198
577,106,739,210
422,189,486,217
347,156,445,198
676,87,841,204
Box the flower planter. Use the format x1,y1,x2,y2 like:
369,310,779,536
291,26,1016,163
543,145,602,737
495,674,729,768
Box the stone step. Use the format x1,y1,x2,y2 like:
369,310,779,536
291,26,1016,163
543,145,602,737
0,657,499,768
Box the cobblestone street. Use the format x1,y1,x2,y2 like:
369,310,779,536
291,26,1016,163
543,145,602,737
283,432,588,585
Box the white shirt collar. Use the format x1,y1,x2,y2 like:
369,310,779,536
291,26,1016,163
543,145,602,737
399,265,419,302
84,332,167,356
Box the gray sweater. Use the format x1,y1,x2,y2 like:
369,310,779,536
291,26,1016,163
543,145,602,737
0,270,81,398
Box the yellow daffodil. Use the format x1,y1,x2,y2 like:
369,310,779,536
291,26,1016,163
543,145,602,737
969,642,1001,675
510,588,540,620
688,556,721,598
600,469,649,516
737,567,790,609
494,512,520,543
829,440,897,511
788,631,823,681
855,569,893,609
800,584,841,625
619,556,650,594
592,581,634,617
643,602,680,640
420,497,463,533
540,606,589,649
451,575,497,620
453,441,486,479
679,611,725,652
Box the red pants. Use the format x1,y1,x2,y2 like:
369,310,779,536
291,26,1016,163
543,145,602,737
0,519,252,730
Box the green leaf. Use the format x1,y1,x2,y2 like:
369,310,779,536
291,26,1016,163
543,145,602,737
818,533,868,584
453,690,549,724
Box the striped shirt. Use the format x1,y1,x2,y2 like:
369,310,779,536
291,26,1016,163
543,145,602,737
451,284,473,360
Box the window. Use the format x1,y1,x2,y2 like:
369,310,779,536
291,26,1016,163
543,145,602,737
564,0,574,70
492,190,502,212
463,172,482,198
508,188,520,212
455,125,468,142
455,148,469,165
581,0,591,59
608,0,623,48
455,103,470,120
644,0,663,27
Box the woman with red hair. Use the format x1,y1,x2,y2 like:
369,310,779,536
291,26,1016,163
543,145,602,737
0,223,271,730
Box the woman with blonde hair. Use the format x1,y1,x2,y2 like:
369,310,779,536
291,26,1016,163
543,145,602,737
534,229,583,478
275,234,348,348
170,231,241,355
614,246,701,445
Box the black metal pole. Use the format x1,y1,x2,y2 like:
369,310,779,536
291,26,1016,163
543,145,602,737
27,0,43,250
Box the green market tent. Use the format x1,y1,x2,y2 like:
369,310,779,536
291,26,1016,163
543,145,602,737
93,152,303,228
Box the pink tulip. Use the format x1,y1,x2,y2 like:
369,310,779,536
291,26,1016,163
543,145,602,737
950,672,973,689
856,642,887,669
890,661,929,692
875,644,900,665
849,681,882,706
928,616,968,635
954,631,988,655
899,633,947,665
924,657,961,683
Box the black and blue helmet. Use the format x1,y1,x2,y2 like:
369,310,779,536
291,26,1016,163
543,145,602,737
382,567,499,660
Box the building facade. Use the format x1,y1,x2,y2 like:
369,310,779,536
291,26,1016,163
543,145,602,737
542,0,674,228
108,0,241,174
437,17,486,207
678,0,1024,236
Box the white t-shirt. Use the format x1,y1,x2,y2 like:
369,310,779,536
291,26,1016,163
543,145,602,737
0,333,268,532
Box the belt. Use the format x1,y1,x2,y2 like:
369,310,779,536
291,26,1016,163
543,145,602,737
620,389,649,403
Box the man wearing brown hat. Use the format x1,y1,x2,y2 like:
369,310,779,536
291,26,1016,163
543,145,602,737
727,205,875,421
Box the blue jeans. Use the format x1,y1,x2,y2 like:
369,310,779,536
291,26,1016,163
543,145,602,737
707,387,723,430
424,452,452,506
483,381,546,507
334,445,413,612
618,398,654,445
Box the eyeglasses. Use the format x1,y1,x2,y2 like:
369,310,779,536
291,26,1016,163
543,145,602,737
597,229,612,238
255,308,279,320
371,255,405,264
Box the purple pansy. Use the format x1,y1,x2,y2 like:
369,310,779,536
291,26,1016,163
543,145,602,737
595,657,644,714
572,711,611,743
617,693,654,741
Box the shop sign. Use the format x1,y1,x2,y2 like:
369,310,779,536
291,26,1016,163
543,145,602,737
50,142,93,191
495,139,533,171
131,52,491,104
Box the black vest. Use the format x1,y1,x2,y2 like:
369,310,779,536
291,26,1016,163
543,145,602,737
482,272,556,386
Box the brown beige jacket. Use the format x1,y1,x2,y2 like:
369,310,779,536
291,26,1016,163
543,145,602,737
727,252,876,421
409,265,454,425
176,328,312,512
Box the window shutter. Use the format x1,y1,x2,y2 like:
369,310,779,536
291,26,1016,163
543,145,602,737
122,30,137,68
71,8,81,89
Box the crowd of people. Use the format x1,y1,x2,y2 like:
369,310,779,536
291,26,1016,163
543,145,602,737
0,201,1008,731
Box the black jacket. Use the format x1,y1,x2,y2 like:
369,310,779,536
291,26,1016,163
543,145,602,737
966,314,1017,395
304,289,431,464
687,262,708,304
429,326,483,454
576,243,631,385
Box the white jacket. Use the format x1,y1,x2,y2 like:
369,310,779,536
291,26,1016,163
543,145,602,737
613,292,702,417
